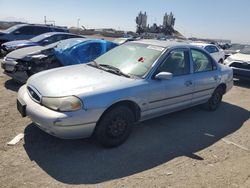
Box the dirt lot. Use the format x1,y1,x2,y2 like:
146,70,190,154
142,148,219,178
0,66,249,188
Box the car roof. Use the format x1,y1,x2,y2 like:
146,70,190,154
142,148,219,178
37,32,81,37
12,23,67,30
131,39,192,48
190,42,215,47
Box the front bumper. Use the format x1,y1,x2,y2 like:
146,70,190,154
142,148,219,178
1,59,29,82
17,85,104,139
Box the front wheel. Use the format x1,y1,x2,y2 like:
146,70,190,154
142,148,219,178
204,86,224,111
94,106,134,147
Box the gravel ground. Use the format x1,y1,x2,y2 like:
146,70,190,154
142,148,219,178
0,66,249,188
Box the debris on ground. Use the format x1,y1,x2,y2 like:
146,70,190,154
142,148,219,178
7,133,24,146
222,138,249,152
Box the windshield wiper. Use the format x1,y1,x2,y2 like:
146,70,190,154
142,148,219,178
99,64,131,78
88,60,101,68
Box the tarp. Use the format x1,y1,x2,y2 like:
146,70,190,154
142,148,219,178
54,39,117,66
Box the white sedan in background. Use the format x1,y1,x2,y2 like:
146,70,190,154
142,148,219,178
191,43,225,64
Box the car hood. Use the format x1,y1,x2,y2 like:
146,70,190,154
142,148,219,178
6,43,57,60
27,64,134,97
3,40,37,48
230,53,250,62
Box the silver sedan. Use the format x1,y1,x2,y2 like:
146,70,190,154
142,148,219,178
17,40,233,147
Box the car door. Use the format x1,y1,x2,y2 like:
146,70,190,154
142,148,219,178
145,48,194,118
191,48,220,104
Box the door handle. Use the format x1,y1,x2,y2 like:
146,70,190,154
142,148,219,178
185,80,193,87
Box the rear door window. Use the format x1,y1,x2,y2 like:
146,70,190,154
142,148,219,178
191,49,216,72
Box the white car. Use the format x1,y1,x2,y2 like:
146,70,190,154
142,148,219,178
224,47,250,80
191,43,225,64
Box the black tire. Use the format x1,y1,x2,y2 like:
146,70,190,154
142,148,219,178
204,86,224,111
94,106,135,147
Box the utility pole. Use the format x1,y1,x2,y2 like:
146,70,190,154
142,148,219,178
44,16,46,24
77,18,80,28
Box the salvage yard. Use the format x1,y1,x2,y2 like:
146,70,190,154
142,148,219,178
0,66,250,187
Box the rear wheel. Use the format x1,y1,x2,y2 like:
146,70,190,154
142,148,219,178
204,86,224,111
94,106,134,147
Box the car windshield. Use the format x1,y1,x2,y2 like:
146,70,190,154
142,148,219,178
240,47,250,55
94,43,164,77
30,33,52,42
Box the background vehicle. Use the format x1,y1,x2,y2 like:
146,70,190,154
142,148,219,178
224,44,250,59
224,46,250,80
17,40,233,147
191,42,225,63
0,32,83,56
1,38,117,82
0,24,68,45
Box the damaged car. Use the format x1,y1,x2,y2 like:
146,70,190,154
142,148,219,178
0,32,83,56
1,38,118,82
224,46,250,80
17,40,233,147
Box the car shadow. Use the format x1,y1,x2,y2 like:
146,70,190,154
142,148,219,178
23,102,250,185
4,79,23,92
234,79,250,89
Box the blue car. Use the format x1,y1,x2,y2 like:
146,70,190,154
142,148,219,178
1,38,118,82
1,32,83,56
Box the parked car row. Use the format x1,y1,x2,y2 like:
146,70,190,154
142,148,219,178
0,24,68,46
2,38,117,82
0,24,237,147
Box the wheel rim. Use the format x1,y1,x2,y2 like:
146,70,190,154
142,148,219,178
211,91,221,106
106,116,127,138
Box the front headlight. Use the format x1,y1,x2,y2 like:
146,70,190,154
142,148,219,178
41,96,83,112
5,45,16,50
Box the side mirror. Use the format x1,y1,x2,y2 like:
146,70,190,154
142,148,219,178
13,30,21,35
155,72,173,80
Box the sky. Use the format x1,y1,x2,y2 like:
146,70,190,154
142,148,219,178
0,0,250,44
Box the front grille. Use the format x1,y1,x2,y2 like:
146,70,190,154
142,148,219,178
230,62,250,70
27,86,41,103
